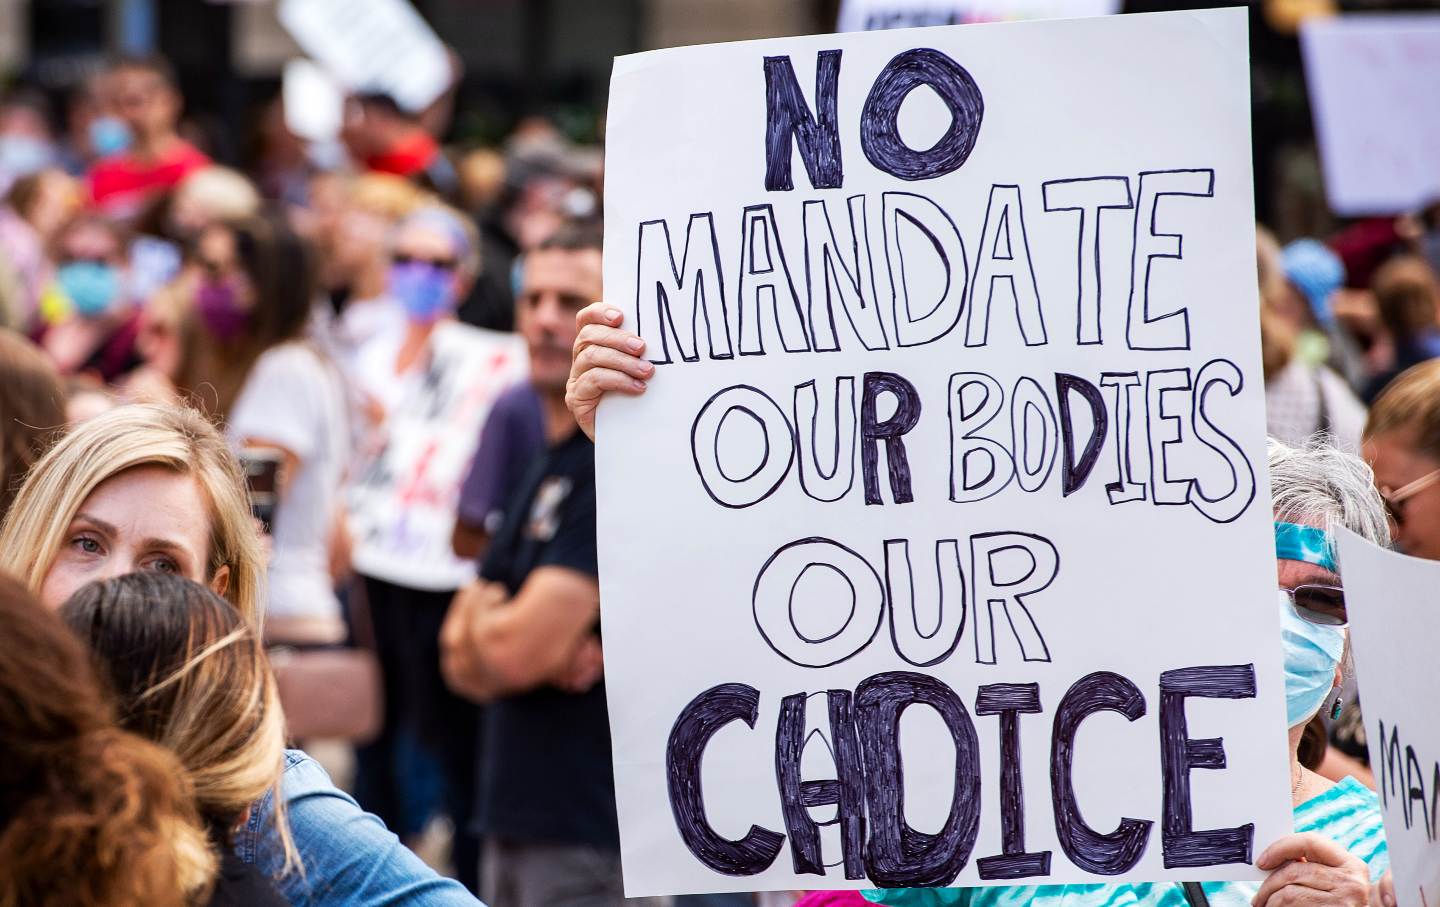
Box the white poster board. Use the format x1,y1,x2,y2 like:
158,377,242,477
278,0,452,113
1300,15,1440,216
838,0,1119,31
282,58,345,143
347,325,527,591
599,8,1291,898
1336,528,1440,907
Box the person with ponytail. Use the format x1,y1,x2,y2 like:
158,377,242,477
60,572,291,906
0,572,215,907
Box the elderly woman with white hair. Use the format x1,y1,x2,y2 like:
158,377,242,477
345,202,493,893
565,302,1396,907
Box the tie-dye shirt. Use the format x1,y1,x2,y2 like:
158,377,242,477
864,777,1388,907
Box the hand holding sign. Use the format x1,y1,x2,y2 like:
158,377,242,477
1253,833,1371,907
566,302,651,442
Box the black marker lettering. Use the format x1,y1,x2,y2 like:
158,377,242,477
667,683,785,876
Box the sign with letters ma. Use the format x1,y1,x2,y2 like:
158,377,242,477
1336,528,1440,907
597,8,1291,896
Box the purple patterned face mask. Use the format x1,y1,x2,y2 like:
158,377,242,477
196,279,251,342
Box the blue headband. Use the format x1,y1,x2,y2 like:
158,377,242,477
1274,521,1337,573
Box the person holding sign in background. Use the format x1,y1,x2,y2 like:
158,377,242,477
567,304,1396,907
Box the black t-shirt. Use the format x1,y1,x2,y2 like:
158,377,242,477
205,850,288,907
477,430,617,848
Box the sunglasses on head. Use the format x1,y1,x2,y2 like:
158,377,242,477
1282,583,1347,626
393,253,457,271
1379,467,1440,529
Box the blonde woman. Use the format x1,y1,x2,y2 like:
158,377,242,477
0,402,261,620
60,573,291,906
0,401,481,906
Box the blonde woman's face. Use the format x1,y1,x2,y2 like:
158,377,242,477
39,465,227,609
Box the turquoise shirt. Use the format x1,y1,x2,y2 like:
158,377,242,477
864,778,1388,907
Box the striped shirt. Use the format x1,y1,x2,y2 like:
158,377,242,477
864,777,1389,907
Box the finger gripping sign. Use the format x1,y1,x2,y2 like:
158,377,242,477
598,8,1291,897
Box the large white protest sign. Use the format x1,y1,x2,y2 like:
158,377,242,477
1336,528,1440,907
347,325,527,591
598,8,1291,897
1300,15,1440,215
278,0,452,113
838,0,1119,31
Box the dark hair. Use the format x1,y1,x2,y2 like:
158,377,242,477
355,92,411,121
1,169,62,222
0,572,214,906
536,218,603,255
229,212,317,352
1297,714,1328,772
0,86,54,129
177,211,319,420
109,54,179,91
51,212,130,263
1373,254,1440,345
0,330,65,521
59,572,283,844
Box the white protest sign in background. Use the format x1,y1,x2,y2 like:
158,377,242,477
1300,15,1440,216
347,325,526,592
838,0,1119,31
282,58,345,143
599,8,1291,897
1336,528,1440,907
278,0,452,113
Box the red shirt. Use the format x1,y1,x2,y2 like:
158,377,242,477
365,131,440,180
88,139,210,218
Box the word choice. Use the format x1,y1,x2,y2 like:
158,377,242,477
666,666,1259,887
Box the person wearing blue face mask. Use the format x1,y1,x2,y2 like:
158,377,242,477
37,213,143,383
853,441,1396,907
347,203,501,895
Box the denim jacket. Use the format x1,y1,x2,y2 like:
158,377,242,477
237,749,482,907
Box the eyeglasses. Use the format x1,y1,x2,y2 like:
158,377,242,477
393,253,457,271
1282,584,1347,627
1379,467,1440,528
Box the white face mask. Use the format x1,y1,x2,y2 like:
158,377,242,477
1277,589,1345,728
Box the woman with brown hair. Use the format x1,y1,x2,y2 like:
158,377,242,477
60,572,292,906
173,212,324,422
0,572,214,907
0,328,65,521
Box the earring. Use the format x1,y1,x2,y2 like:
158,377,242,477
1330,697,1344,720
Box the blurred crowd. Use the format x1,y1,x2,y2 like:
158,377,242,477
0,34,1439,907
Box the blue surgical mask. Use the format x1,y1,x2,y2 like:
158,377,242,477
0,135,53,178
1278,589,1345,728
389,260,455,324
57,261,122,317
88,116,132,158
